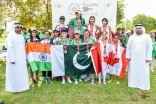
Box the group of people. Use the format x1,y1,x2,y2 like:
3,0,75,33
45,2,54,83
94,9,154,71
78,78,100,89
5,10,155,93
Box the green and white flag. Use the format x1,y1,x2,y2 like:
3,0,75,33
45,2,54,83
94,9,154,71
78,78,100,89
51,45,95,77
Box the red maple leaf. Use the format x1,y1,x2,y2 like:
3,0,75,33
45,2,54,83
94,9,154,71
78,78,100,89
103,51,120,66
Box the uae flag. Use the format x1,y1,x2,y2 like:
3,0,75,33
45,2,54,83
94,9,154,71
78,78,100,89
51,45,95,77
26,42,51,72
91,42,128,80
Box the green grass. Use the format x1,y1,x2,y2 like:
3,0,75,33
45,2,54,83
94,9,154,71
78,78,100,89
0,60,156,104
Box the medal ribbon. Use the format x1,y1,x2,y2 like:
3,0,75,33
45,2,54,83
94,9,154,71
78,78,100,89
95,29,99,40
54,37,59,45
114,43,118,54
60,24,65,36
77,20,81,30
63,40,67,51
103,25,107,31
103,40,107,52
86,40,89,51
90,24,94,36
76,42,80,52
44,39,48,52
33,39,36,51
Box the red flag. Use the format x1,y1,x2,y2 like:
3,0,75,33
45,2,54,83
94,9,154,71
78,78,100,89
119,49,129,80
90,42,102,76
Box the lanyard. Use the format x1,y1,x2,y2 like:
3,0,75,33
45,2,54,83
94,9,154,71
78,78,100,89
59,24,65,35
76,41,80,52
114,43,118,54
63,39,67,51
86,40,89,51
77,20,81,30
90,24,94,36
54,37,59,45
103,40,107,52
44,39,49,52
33,39,36,51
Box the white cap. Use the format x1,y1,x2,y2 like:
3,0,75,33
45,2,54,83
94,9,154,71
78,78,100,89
48,30,52,32
31,28,37,32
74,30,80,34
75,10,82,14
126,30,131,33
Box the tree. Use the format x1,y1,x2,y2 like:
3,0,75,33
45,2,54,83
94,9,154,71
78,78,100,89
117,19,134,30
132,14,156,33
116,0,126,25
2,0,125,31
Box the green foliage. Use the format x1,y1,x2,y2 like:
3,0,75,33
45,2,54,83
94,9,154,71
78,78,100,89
117,19,134,30
132,14,156,33
116,0,126,25
1,0,125,30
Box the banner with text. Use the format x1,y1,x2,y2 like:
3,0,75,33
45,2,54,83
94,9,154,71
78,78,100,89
52,0,117,32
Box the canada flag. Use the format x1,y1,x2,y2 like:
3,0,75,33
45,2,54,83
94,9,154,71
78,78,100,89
90,42,128,80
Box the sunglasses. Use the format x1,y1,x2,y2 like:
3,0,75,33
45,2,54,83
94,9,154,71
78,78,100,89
103,34,107,35
16,27,22,29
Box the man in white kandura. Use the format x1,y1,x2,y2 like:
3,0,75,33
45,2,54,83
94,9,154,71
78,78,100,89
5,23,30,93
126,24,152,90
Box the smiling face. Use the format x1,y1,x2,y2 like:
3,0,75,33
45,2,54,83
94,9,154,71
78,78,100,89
102,31,107,40
60,18,65,24
74,33,80,39
44,31,49,39
75,12,81,19
32,30,37,37
84,31,90,39
150,32,155,38
102,20,107,25
62,32,67,38
53,31,59,37
89,17,95,24
114,35,119,43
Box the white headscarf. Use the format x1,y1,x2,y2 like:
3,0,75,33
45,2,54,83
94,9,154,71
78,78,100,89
133,24,146,35
12,23,23,32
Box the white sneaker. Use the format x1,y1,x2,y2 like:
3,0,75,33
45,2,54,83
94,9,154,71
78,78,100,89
91,80,94,85
67,77,72,84
84,77,91,82
79,79,82,82
62,78,65,84
75,80,78,84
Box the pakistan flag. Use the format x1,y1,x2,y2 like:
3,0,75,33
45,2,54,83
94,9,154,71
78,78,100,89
51,45,95,77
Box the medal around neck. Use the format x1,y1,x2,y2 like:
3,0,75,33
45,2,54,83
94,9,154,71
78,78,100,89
103,51,107,55
64,50,67,54
77,51,80,55
34,49,36,52
44,50,47,53
86,49,89,52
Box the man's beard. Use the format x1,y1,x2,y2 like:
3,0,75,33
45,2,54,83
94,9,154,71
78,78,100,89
15,30,21,34
136,31,142,35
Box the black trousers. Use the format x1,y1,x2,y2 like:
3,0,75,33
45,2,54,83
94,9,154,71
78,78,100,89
42,71,51,77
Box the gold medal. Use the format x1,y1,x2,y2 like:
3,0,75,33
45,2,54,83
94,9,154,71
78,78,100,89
86,49,89,52
34,49,36,52
77,51,80,55
103,51,106,55
64,50,67,54
44,50,47,53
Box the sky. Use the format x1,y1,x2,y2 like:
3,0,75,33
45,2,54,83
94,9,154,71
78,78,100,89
124,0,156,20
